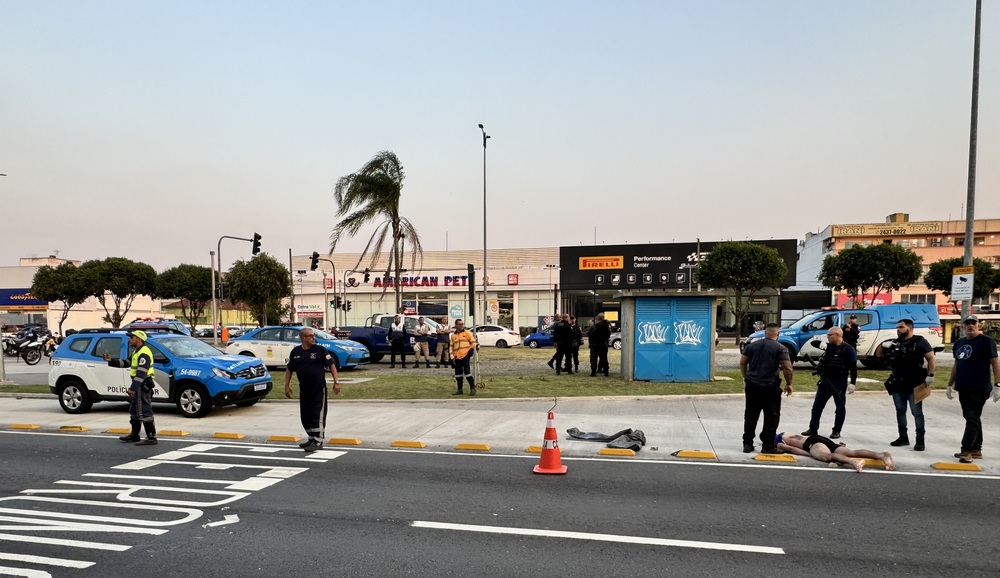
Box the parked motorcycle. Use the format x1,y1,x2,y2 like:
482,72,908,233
6,328,50,365
4,329,38,358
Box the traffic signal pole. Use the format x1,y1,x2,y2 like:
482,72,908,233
213,233,261,346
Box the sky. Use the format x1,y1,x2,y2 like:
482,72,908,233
1,1,998,272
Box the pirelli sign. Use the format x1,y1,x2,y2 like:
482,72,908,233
579,256,624,270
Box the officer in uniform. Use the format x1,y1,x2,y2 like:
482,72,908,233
802,326,857,439
449,319,478,396
283,328,340,452
103,330,158,445
876,318,935,451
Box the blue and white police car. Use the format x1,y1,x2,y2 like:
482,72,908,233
49,327,272,418
225,325,371,369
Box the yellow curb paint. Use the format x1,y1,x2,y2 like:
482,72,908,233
269,435,302,443
672,450,717,459
106,428,131,434
858,458,886,468
455,443,491,451
391,440,427,448
754,454,797,462
327,438,362,446
158,430,189,437
9,424,40,430
213,432,245,440
931,461,982,472
59,426,89,432
526,446,561,454
598,448,636,456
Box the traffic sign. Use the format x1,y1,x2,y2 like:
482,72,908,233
449,304,464,319
951,266,975,301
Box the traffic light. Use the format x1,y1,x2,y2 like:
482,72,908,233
346,300,352,311
363,268,370,283
251,233,262,255
334,296,343,309
310,251,320,271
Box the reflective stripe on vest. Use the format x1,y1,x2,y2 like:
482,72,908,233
130,345,155,379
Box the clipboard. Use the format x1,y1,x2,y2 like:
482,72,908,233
913,383,932,403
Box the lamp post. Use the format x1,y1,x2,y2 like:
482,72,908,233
960,0,982,319
478,123,490,323
544,264,559,315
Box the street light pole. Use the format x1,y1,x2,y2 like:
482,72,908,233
210,251,218,346
961,0,982,320
479,123,490,324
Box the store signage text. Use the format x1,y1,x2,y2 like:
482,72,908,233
579,256,624,270
372,276,470,288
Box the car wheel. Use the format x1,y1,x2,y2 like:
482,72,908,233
611,339,622,350
176,383,212,418
22,347,42,365
527,340,539,349
235,398,260,407
496,339,508,349
57,379,93,414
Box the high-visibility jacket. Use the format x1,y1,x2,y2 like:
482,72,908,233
108,345,155,389
450,329,477,360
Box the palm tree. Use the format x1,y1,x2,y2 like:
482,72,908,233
330,151,423,312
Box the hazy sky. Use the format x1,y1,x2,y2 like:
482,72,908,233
2,1,997,272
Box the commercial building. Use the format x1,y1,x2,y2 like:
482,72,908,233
796,214,1000,341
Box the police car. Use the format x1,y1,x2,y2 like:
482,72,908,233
49,326,272,418
225,325,371,369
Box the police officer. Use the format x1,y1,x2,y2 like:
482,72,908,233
740,323,794,454
842,314,861,350
103,330,157,445
802,326,857,439
449,319,478,396
388,314,409,368
283,328,340,452
587,313,612,377
947,315,1000,463
876,318,935,451
552,314,575,375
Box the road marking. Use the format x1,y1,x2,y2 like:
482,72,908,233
411,521,784,555
0,534,130,551
0,565,54,577
202,514,239,528
0,553,93,569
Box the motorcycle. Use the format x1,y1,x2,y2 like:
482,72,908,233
4,330,38,358
7,328,50,365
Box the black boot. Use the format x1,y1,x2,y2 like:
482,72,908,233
914,437,925,451
426,362,431,368
890,436,910,447
468,378,476,396
136,420,157,445
119,419,140,442
453,378,464,395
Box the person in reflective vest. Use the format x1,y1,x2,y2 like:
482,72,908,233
449,319,478,396
103,329,158,445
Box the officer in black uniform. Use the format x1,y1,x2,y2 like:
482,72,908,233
283,328,340,452
552,314,575,375
802,326,857,439
842,315,861,350
876,318,935,451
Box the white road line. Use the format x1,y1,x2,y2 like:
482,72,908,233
203,515,240,528
411,521,785,555
0,534,130,551
0,552,93,569
0,565,54,578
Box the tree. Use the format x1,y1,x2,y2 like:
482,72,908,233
695,242,788,341
30,263,91,335
330,151,423,312
923,257,999,301
818,244,922,309
225,254,291,327
157,264,216,334
77,257,158,328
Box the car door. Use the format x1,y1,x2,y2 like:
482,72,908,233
143,341,172,400
88,336,129,396
280,327,304,365
799,313,840,357
247,327,285,366
475,326,499,347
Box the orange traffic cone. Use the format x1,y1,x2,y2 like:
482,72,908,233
533,411,567,475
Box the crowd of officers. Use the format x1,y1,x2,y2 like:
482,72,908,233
545,313,612,377
742,314,1000,464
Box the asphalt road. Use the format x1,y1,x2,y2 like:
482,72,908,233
2,432,997,577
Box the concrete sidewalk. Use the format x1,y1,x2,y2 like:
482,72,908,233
2,389,997,475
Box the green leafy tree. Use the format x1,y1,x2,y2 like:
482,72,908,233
923,257,998,300
695,242,788,341
30,263,91,335
157,264,216,333
225,254,292,327
818,244,922,309
330,151,423,312
77,257,158,328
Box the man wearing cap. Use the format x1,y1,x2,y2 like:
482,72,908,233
947,315,1000,463
842,314,861,350
103,330,158,445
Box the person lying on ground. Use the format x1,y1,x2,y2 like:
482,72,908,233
774,432,896,473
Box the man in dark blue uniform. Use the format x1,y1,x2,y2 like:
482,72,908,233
283,328,340,452
740,323,794,454
947,315,1000,463
802,326,857,439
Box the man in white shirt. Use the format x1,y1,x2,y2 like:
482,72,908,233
414,316,433,368
435,317,452,368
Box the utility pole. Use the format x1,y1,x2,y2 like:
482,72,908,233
961,0,982,319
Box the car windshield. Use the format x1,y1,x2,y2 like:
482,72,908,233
312,328,339,341
787,314,820,329
154,336,225,358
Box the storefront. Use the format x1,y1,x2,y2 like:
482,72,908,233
0,288,49,328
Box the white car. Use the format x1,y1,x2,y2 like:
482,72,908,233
473,325,522,348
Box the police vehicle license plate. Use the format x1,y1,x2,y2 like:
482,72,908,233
254,383,267,391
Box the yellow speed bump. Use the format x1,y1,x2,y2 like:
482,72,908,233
59,426,89,432
755,454,797,463
269,435,302,443
9,424,41,430
526,445,561,454
672,450,717,459
931,461,982,472
391,440,427,448
213,432,245,440
106,428,131,434
598,448,636,456
158,430,189,437
327,438,362,446
455,443,491,452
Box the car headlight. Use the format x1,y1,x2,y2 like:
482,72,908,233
212,367,236,379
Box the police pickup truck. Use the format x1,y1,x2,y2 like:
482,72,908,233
741,304,944,368
49,327,272,418
335,314,443,362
